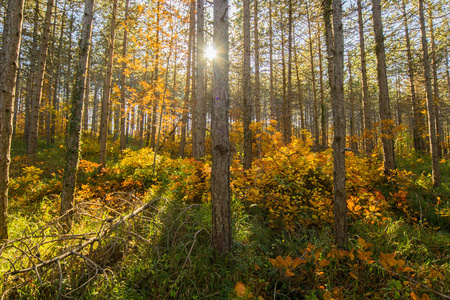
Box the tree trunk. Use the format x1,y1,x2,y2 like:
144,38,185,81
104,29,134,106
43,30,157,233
307,5,319,150
179,0,195,158
281,22,286,133
99,0,118,167
194,0,206,159
27,0,54,155
45,0,58,145
294,42,305,137
91,80,99,136
254,0,261,154
372,0,396,175
322,0,333,145
60,0,95,231
332,0,347,249
429,12,444,158
83,56,91,131
50,0,67,144
212,0,232,254
243,0,252,169
401,0,425,154
284,0,292,144
269,0,274,120
357,0,374,155
419,0,440,187
119,0,129,152
0,0,25,240
348,55,358,151
23,0,39,144
318,19,327,150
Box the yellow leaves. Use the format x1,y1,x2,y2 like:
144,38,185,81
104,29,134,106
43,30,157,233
349,272,358,279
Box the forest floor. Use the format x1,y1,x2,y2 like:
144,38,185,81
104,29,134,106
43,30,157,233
1,134,449,299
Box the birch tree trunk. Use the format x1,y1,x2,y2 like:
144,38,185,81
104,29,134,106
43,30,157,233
0,0,25,240
60,0,95,231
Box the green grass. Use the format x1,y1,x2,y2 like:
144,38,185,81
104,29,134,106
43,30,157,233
2,138,450,299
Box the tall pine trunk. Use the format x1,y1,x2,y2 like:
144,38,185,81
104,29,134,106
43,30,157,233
419,0,440,187
27,0,55,155
99,0,118,167
372,0,396,175
120,0,130,152
402,0,425,154
332,0,347,249
179,0,195,158
212,0,232,254
60,0,95,231
243,0,252,169
0,0,25,240
357,0,374,154
194,0,206,159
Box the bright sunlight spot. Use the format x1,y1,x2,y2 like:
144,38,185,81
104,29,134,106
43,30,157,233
206,46,216,60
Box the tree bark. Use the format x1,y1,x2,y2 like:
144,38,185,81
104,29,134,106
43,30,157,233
23,0,39,144
179,0,195,158
269,0,274,120
348,55,358,151
27,0,54,155
419,0,440,187
253,0,261,154
318,20,327,150
60,0,95,231
120,0,130,152
194,0,206,159
372,0,396,175
243,0,252,169
284,0,292,144
357,0,374,155
429,11,444,158
212,0,232,254
401,0,425,154
99,0,118,167
0,0,25,240
332,0,347,249
307,5,319,150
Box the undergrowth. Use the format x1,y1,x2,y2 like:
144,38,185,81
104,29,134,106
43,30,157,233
1,133,449,299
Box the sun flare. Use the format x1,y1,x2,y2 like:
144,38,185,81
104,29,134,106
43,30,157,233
206,46,216,60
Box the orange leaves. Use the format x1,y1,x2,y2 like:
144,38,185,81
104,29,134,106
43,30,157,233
379,252,414,273
357,237,372,250
411,292,431,300
269,255,304,277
